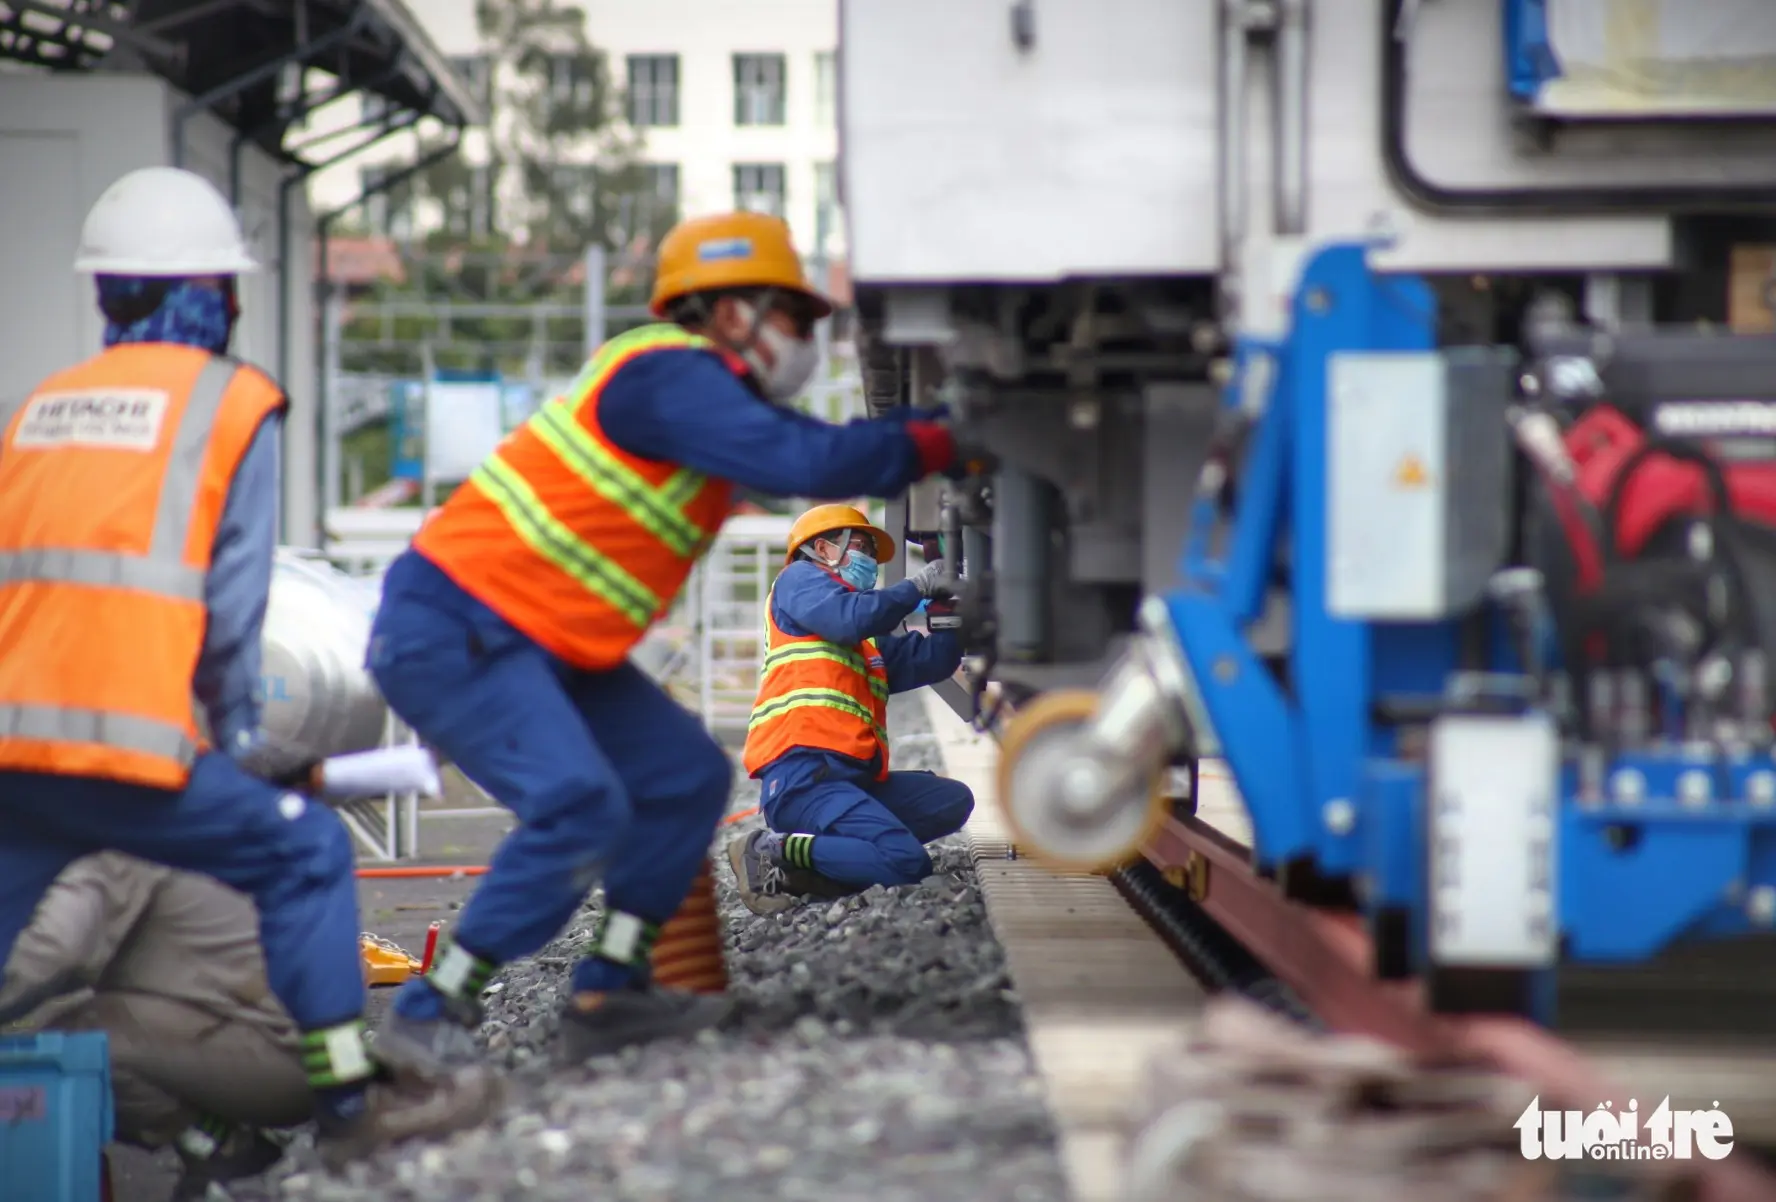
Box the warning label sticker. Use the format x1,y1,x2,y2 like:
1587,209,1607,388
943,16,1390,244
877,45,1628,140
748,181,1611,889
1393,453,1430,488
12,389,170,451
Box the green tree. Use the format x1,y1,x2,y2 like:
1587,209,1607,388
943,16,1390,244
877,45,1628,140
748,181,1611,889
400,0,673,276
341,0,674,377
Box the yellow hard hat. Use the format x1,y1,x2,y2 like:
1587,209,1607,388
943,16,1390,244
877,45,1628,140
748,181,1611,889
784,504,895,565
650,211,835,319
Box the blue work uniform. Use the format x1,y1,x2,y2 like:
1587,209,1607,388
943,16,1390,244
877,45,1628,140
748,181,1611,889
368,345,940,1001
0,412,369,1035
756,560,975,886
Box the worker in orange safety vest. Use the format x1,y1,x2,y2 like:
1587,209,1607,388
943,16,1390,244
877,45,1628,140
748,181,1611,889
0,167,496,1177
728,504,974,915
364,211,971,1074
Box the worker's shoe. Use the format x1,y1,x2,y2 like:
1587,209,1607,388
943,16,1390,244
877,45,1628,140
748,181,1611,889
727,829,857,915
314,1065,502,1172
170,1125,285,1199
559,976,735,1062
370,999,485,1078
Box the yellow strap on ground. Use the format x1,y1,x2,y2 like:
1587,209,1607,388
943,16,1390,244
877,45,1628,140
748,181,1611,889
360,933,423,987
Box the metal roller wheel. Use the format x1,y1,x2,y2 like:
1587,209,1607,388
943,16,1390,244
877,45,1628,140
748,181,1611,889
996,689,1170,875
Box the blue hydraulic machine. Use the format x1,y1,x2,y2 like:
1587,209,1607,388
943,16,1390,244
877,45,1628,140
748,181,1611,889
995,239,1776,1020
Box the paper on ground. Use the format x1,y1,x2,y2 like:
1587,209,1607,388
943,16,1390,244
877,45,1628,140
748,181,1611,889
319,745,442,800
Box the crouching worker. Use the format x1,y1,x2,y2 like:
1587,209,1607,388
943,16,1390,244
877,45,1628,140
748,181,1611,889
364,212,966,1074
0,853,308,1200
728,505,975,915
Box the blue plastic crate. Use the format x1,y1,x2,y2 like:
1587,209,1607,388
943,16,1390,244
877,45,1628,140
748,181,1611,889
0,1031,114,1202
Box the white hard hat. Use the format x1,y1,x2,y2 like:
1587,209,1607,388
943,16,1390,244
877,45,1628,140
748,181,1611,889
74,166,260,277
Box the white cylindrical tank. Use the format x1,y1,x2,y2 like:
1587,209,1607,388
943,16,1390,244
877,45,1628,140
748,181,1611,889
252,549,390,777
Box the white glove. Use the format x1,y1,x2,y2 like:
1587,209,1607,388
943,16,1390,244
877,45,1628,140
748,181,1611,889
908,559,952,598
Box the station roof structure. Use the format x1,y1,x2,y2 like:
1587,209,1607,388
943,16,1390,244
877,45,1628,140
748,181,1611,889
0,0,485,160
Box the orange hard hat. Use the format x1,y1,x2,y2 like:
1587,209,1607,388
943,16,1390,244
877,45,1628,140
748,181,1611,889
784,503,895,565
650,211,835,319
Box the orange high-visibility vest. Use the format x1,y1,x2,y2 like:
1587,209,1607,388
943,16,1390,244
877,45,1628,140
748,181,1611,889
0,344,288,790
742,575,891,780
413,325,743,670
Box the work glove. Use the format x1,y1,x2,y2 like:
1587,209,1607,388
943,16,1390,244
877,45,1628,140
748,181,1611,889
904,421,956,479
907,558,955,598
904,421,997,481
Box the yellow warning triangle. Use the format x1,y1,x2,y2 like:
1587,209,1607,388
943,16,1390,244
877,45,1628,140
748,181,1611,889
1394,453,1429,488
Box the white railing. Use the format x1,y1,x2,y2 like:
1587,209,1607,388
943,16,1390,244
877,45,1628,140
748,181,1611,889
322,506,426,577
693,514,796,735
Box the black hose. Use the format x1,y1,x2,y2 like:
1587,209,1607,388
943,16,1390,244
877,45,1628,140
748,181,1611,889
1112,861,1322,1031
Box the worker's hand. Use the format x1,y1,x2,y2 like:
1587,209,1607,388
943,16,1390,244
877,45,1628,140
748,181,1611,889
908,558,954,599
903,421,956,479
905,420,997,481
266,758,324,791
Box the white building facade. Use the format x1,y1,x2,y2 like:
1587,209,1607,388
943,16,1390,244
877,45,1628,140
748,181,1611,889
305,0,843,258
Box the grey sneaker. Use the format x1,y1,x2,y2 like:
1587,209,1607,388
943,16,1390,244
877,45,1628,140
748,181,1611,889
315,1066,502,1172
370,1005,484,1078
784,867,866,902
727,829,799,916
559,985,735,1062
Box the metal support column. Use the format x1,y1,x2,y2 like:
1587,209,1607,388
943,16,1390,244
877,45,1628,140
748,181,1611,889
310,131,465,538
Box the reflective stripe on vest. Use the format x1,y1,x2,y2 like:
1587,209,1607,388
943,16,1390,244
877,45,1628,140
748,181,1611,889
0,354,241,775
444,325,731,636
470,452,662,629
410,325,745,671
742,581,891,778
527,401,707,556
0,704,195,765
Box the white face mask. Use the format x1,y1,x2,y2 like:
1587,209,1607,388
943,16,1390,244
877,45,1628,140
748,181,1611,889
733,300,820,403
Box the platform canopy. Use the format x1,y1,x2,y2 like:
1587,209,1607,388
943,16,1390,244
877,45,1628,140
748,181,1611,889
0,0,485,160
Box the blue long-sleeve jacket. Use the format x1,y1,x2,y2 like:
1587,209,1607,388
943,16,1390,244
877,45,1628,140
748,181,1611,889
756,560,961,787
769,560,960,695
596,347,932,499
193,413,280,758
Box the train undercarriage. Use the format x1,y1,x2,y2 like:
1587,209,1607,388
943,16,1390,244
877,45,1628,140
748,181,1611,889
841,0,1776,1020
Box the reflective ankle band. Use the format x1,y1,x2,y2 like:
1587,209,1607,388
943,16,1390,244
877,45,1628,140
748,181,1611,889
428,937,498,1001
175,1114,230,1159
589,909,661,968
300,1020,373,1089
782,833,816,870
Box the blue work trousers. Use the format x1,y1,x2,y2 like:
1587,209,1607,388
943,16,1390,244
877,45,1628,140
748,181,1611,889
367,551,732,967
0,754,365,1030
759,756,975,886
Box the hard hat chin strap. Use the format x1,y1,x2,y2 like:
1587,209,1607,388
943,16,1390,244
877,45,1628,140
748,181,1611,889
801,528,852,568
728,288,783,374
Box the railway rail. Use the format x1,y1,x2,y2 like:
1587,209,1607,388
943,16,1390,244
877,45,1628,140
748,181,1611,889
923,689,1776,1202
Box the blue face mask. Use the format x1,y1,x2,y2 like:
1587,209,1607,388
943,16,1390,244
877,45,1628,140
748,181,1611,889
839,552,879,592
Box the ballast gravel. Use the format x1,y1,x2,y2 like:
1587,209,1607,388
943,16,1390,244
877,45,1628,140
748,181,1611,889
254,692,1070,1202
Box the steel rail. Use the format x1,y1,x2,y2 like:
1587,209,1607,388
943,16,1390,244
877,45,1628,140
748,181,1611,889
1141,812,1776,1202
966,652,1776,1200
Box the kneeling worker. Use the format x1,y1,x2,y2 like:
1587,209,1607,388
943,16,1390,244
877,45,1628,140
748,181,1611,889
729,505,975,915
0,853,309,1200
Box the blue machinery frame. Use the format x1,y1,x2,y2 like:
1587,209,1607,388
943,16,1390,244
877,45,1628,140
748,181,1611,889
1159,242,1776,1009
